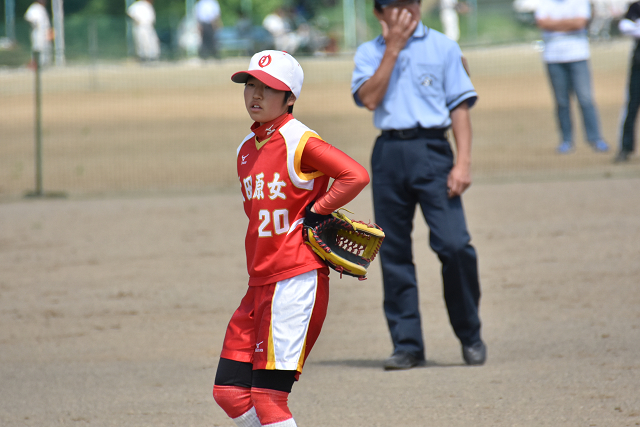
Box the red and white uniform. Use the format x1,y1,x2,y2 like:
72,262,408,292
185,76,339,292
221,112,369,374
237,112,368,286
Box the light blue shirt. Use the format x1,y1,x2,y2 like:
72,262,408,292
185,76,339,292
351,23,477,131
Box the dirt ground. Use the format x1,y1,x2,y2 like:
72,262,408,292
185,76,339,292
1,41,640,198
1,178,639,427
1,42,640,426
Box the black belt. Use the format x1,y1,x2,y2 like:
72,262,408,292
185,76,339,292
381,127,447,140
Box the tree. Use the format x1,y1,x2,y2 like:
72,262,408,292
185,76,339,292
3,0,328,29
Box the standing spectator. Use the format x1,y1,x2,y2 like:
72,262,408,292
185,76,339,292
351,0,486,370
262,8,308,54
195,0,222,59
24,0,53,67
535,0,610,154
440,0,468,41
589,0,615,40
614,1,640,162
127,0,160,62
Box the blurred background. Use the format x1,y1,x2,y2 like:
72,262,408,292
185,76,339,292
1,0,639,200
0,0,588,64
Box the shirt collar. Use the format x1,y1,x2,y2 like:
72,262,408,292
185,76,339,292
251,113,292,142
376,21,427,45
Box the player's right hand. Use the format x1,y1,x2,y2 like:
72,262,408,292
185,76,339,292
380,8,418,54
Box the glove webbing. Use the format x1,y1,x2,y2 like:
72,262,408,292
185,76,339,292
336,231,372,260
310,217,354,254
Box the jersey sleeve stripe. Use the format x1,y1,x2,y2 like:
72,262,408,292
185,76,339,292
448,91,478,110
295,131,326,182
281,120,324,191
236,132,255,156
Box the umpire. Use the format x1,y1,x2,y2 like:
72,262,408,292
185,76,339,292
351,0,486,370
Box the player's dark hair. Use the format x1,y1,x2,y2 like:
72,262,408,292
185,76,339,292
284,91,294,113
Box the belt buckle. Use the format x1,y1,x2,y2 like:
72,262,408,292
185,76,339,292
397,128,418,139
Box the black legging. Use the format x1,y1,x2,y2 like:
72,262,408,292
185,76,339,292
214,358,297,393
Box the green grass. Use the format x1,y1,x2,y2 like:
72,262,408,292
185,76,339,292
0,45,31,67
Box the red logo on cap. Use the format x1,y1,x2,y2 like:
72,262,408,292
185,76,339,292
258,55,272,68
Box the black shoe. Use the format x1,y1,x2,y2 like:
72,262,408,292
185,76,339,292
462,341,487,366
613,150,631,163
383,351,425,370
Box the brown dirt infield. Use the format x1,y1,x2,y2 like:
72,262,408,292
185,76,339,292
1,42,639,426
1,41,639,198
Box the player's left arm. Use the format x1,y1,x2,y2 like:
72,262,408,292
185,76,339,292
448,102,472,198
301,138,370,214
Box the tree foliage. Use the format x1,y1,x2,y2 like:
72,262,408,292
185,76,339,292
7,0,295,21
10,0,124,18
5,0,341,29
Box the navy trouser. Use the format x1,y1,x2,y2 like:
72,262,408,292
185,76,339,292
371,132,482,360
621,57,640,153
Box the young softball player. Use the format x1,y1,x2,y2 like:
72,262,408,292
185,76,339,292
212,50,370,427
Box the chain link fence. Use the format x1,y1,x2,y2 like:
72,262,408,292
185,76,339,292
1,0,552,66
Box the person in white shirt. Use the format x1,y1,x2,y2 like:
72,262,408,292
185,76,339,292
127,0,160,61
24,0,52,66
195,0,222,59
440,0,468,41
535,0,609,154
262,8,308,54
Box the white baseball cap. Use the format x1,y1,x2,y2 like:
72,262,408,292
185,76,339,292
231,50,304,99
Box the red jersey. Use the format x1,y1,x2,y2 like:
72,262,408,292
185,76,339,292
237,113,369,286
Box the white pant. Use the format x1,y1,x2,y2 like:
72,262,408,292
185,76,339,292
31,30,52,65
440,8,460,41
133,24,160,60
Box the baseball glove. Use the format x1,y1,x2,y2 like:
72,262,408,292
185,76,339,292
302,204,384,280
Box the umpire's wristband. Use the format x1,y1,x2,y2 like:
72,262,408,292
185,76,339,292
304,202,333,227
